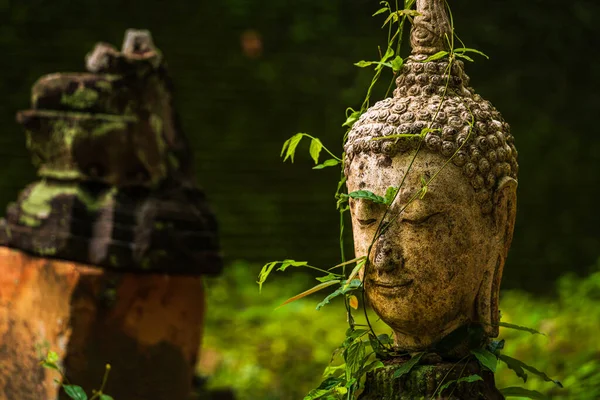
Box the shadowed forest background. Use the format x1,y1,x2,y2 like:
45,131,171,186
1,0,599,399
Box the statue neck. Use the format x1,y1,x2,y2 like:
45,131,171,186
394,323,488,358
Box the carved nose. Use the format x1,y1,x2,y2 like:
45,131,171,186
372,238,403,272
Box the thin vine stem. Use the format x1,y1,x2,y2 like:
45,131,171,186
430,355,471,399
447,357,472,398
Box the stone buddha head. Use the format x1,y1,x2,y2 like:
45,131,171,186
344,0,518,352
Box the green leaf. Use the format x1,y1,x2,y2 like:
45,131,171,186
344,259,366,288
393,352,424,379
316,280,361,310
344,340,366,378
382,12,397,27
368,332,393,358
498,322,545,336
455,53,475,62
278,280,341,309
40,361,60,371
257,260,309,292
62,385,88,400
423,51,449,62
316,273,340,283
281,133,304,162
344,377,357,389
336,176,347,195
354,60,375,68
99,395,115,400
500,387,547,399
378,47,395,70
313,159,340,170
277,259,309,272
304,377,344,400
377,333,393,345
438,374,483,393
354,60,393,70
391,56,404,73
471,348,497,372
369,334,385,357
454,47,490,59
372,7,389,16
328,256,366,271
381,10,418,27
361,360,384,374
498,355,563,388
342,108,362,128
384,186,399,206
257,261,278,292
344,328,368,347
309,138,323,164
323,363,346,378
398,9,420,17
346,190,386,204
336,386,349,395
46,351,59,364
383,47,394,60
498,354,528,383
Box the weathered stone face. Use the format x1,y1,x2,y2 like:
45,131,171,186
346,150,517,352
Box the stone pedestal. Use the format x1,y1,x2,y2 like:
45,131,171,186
360,359,503,400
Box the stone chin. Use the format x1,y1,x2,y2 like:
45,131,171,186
346,150,517,352
366,278,476,351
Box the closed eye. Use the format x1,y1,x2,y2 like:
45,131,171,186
358,218,378,227
404,212,443,225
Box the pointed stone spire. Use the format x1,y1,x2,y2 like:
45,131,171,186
410,0,452,55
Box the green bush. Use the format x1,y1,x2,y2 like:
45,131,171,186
495,259,600,399
200,262,349,400
201,260,600,399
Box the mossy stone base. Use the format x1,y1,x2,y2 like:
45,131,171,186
359,358,503,400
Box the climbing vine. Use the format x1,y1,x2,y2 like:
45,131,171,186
41,351,114,400
259,1,561,399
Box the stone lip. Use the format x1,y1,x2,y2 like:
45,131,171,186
0,180,222,275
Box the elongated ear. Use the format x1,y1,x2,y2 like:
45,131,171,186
479,177,518,337
493,177,518,256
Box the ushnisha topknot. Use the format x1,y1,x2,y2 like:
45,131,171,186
344,0,517,214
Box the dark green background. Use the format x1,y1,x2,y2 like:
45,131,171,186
1,0,598,292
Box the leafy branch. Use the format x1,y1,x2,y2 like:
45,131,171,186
41,351,114,400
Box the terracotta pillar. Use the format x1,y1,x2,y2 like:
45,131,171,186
0,30,222,400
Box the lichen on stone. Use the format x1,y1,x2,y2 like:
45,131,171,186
60,87,99,110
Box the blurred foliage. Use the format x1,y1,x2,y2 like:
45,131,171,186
497,257,600,399
201,260,600,400
0,0,598,293
200,261,357,400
